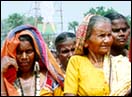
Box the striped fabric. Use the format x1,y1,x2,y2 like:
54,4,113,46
1,24,64,95
75,14,95,55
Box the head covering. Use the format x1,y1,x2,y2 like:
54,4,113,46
1,24,64,95
75,14,95,55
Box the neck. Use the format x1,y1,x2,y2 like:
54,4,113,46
88,49,104,68
16,71,40,96
111,46,128,56
18,70,34,79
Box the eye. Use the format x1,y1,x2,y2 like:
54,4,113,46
61,50,69,54
112,29,120,33
71,48,75,52
112,27,128,33
99,34,105,37
26,49,34,54
108,33,112,37
122,28,128,32
17,51,22,55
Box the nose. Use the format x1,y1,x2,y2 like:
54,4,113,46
104,36,111,43
119,29,124,35
21,52,27,59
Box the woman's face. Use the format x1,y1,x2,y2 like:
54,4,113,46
87,22,113,55
111,18,130,48
16,40,35,73
57,39,76,69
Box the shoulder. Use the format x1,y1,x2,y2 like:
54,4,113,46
111,55,131,68
70,55,88,61
67,55,91,70
69,55,90,65
111,55,130,63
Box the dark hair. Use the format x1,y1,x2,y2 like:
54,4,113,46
19,35,34,47
55,32,76,47
18,34,39,61
104,12,130,28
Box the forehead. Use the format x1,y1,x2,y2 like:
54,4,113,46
93,22,111,32
57,39,75,46
112,18,127,28
57,39,75,50
17,40,33,50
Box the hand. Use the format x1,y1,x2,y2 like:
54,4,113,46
125,88,131,96
1,56,18,73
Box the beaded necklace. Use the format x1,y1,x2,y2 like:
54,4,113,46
15,72,40,96
14,62,40,96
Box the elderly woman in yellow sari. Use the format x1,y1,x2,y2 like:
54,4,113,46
1,25,64,96
64,14,131,96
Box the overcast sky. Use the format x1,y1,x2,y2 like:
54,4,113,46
1,1,131,33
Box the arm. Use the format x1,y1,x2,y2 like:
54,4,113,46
125,88,131,96
64,56,79,96
1,74,7,96
1,56,18,96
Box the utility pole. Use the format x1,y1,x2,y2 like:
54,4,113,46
54,1,63,33
34,1,40,27
60,1,63,32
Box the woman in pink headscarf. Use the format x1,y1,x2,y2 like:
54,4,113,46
1,24,64,96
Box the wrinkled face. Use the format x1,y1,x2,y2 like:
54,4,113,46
57,40,76,69
16,40,35,73
86,22,113,55
111,18,130,48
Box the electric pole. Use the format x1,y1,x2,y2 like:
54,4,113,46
34,1,40,27
60,1,63,32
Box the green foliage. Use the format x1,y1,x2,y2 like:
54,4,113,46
67,6,131,49
83,6,131,49
1,7,131,48
126,15,131,27
7,13,24,30
1,13,56,48
1,13,44,47
68,21,79,33
84,6,117,16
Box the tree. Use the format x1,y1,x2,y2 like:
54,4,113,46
84,6,116,16
1,13,44,47
68,21,79,33
7,13,25,30
83,6,131,26
68,7,117,34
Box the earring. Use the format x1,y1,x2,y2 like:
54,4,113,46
34,61,40,73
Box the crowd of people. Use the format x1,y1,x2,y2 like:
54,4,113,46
1,12,131,96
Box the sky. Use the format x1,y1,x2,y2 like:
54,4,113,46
1,1,131,33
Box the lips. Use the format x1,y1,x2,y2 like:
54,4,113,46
20,62,29,66
101,45,110,48
117,37,126,42
119,39,125,42
100,45,111,51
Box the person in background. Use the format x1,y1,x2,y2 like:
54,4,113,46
104,12,130,57
55,32,76,74
64,14,131,96
50,49,60,65
1,25,64,96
